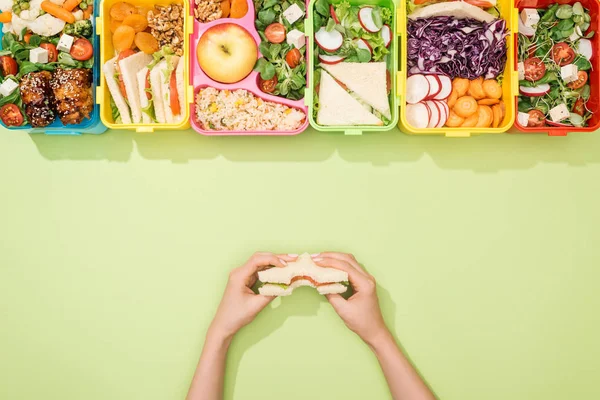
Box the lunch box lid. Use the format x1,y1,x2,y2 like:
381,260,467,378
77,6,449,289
0,0,107,135
96,0,192,132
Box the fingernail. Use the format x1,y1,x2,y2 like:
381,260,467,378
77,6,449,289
311,253,320,257
287,254,298,257
313,257,323,262
279,258,287,266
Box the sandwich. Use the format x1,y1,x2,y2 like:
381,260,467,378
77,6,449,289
321,62,391,119
317,70,383,126
408,1,496,22
258,253,349,296
104,47,185,125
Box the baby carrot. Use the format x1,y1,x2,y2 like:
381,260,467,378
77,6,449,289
41,1,75,23
62,0,82,12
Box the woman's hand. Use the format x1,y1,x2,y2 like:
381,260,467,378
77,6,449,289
208,252,297,340
314,252,390,347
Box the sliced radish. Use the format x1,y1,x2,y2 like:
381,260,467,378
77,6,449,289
330,4,339,24
520,84,550,97
425,100,441,128
434,75,452,100
319,54,345,64
435,101,449,128
406,103,430,129
518,17,535,37
315,27,343,52
358,7,381,33
546,120,571,127
356,38,373,56
406,74,430,104
381,24,391,48
424,75,441,100
578,38,593,60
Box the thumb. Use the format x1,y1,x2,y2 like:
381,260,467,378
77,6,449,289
325,293,346,313
251,293,275,311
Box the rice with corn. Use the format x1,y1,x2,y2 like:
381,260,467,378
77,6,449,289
195,88,305,131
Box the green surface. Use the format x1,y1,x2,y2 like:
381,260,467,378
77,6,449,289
1,127,599,400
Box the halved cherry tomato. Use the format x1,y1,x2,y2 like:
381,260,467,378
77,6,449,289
552,43,575,66
527,109,546,127
524,57,546,81
0,104,24,126
0,56,18,76
24,32,32,44
464,0,495,7
568,71,588,89
258,75,278,93
285,48,301,68
145,69,152,100
116,49,136,99
40,43,58,63
169,69,181,116
572,98,585,116
265,23,286,44
70,38,93,61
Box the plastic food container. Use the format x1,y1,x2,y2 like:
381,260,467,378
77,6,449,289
513,0,600,136
190,0,309,135
0,0,106,135
96,0,192,132
305,0,399,135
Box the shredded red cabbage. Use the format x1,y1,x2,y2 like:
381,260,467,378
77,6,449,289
407,16,509,79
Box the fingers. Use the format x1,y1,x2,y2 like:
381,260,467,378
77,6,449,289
242,252,287,273
317,252,368,277
325,293,346,312
313,257,371,292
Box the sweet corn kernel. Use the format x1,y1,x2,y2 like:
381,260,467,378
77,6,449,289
285,109,292,114
209,103,218,113
235,99,245,106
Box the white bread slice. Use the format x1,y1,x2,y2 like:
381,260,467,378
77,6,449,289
408,1,495,22
119,52,153,123
321,62,391,119
175,57,185,123
103,57,131,124
137,67,151,124
259,281,348,297
149,60,166,124
258,253,348,285
317,71,382,126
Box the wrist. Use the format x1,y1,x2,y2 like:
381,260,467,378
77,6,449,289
206,323,235,349
364,327,394,353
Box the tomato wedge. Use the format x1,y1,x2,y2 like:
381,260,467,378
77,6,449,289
464,0,495,7
552,43,575,66
567,71,588,89
0,56,18,76
40,43,58,63
527,110,546,127
572,98,585,116
145,69,152,100
0,104,24,126
265,23,286,44
116,49,136,99
524,57,546,81
285,48,301,68
70,38,94,61
169,69,181,116
258,75,277,93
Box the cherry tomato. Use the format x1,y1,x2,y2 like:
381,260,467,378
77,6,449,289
169,69,181,116
285,48,301,68
258,75,278,93
568,71,588,89
524,57,546,81
552,43,575,66
0,104,24,126
24,32,32,44
265,23,286,44
40,43,58,63
70,38,94,61
116,49,136,99
145,69,152,100
527,110,546,127
572,98,586,116
0,56,18,76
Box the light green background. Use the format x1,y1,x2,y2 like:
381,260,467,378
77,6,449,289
1,128,599,400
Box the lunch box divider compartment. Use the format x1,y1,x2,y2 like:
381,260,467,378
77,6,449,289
0,0,107,134
97,0,193,132
306,0,400,135
513,0,600,136
397,0,517,137
190,0,309,135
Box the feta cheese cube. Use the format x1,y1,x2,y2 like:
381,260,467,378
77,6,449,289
549,104,570,122
283,3,304,25
560,64,578,83
57,34,74,53
287,29,305,49
0,79,19,97
518,62,525,80
517,111,530,127
30,47,49,64
521,8,540,28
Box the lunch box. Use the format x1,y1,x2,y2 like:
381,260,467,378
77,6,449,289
190,0,309,136
96,0,193,132
0,0,107,135
398,0,600,137
305,0,400,135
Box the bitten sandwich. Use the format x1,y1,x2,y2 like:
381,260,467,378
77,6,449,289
258,253,349,296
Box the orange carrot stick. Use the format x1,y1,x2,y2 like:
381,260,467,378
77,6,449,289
41,1,75,23
62,0,82,12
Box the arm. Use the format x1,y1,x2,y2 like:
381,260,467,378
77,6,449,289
186,252,296,400
314,253,435,400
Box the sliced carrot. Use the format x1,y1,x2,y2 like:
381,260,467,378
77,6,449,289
62,0,82,12
82,4,93,19
0,11,12,23
461,113,478,127
445,111,465,127
491,104,502,128
482,79,502,99
41,1,75,23
454,96,478,118
467,77,485,100
477,98,500,105
498,100,505,121
447,89,458,108
476,105,493,127
452,77,469,97
220,0,230,17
